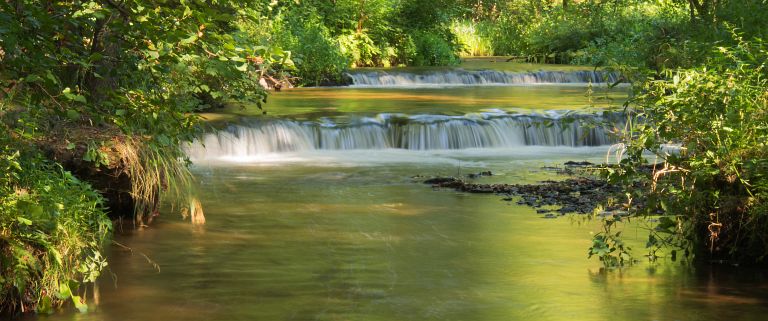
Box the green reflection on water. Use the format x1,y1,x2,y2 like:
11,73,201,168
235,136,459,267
25,157,768,321
23,81,768,321
201,85,626,123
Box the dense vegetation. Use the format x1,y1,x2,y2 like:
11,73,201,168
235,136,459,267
2,0,767,315
0,0,275,314
593,35,768,267
0,0,466,314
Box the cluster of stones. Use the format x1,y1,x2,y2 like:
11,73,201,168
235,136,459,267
423,166,626,218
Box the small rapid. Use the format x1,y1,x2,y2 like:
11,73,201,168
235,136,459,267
346,69,620,87
187,111,623,162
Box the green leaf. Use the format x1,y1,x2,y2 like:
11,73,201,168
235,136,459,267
66,109,81,120
180,34,198,45
56,282,72,300
37,296,53,314
17,217,32,226
147,50,160,60
25,74,43,83
45,70,59,84
236,63,249,72
50,248,63,266
72,295,88,313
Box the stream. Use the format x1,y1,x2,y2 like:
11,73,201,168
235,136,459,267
27,68,768,321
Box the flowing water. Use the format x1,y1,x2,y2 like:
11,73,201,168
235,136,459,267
27,67,768,321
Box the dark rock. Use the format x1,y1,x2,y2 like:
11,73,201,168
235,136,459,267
423,174,629,217
564,161,594,166
424,177,460,185
467,171,493,179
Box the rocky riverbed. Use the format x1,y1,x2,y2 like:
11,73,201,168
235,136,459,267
422,163,629,218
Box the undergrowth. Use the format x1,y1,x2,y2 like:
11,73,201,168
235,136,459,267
1,141,111,314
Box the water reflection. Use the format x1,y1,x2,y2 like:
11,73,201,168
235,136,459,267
201,85,627,122
22,81,768,321
24,159,768,321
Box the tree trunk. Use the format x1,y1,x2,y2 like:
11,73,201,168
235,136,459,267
531,0,542,17
357,0,367,34
688,0,715,24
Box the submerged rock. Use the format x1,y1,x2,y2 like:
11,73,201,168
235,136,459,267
467,171,493,179
564,161,595,166
424,177,461,185
424,175,625,215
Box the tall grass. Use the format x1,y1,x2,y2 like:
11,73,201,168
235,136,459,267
112,137,203,227
451,20,494,56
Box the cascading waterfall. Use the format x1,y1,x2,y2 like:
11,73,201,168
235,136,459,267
346,69,620,87
186,111,624,161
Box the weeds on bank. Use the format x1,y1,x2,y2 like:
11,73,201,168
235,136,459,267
1,144,111,314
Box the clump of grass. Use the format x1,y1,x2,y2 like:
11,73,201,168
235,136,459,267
112,138,201,227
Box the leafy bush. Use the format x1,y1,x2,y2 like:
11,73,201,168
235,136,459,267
0,1,277,313
410,31,461,66
268,10,350,86
605,35,768,264
338,32,382,67
570,4,695,70
485,1,767,71
1,140,111,313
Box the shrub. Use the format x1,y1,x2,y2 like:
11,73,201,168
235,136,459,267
410,30,461,66
1,141,111,313
604,35,768,265
270,10,350,86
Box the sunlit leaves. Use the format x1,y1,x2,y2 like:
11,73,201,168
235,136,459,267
608,35,768,263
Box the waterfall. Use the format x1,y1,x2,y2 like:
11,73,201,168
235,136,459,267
346,70,620,87
186,111,623,161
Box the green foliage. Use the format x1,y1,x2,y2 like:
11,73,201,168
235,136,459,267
451,20,494,56
0,0,283,313
410,30,461,66
480,0,768,70
569,3,699,70
588,213,633,268
259,0,463,70
269,11,350,85
0,139,111,314
606,35,768,263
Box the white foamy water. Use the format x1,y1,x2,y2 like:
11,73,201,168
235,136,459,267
186,111,624,164
346,70,620,87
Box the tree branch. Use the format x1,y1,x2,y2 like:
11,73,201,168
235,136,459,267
99,0,131,20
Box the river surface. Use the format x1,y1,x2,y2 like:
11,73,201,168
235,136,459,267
27,68,768,321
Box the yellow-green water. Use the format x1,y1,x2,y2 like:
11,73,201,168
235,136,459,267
30,158,768,321
26,71,768,321
201,85,625,123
